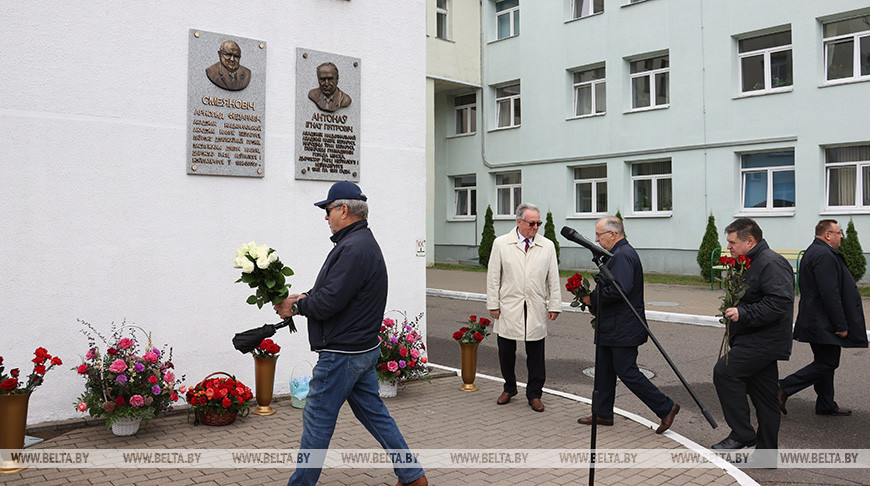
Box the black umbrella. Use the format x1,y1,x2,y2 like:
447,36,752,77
232,317,296,354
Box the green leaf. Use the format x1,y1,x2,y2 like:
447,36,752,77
265,279,276,289
256,300,264,309
246,295,257,305
282,267,294,276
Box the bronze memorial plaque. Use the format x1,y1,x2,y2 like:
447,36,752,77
295,48,361,182
187,29,266,177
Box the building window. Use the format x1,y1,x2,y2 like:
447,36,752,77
741,151,795,210
436,0,449,40
826,145,870,208
574,165,607,214
824,14,870,82
495,83,521,128
572,0,603,19
630,55,669,110
495,171,522,216
631,160,672,213
573,67,606,117
453,175,477,218
738,30,792,94
454,94,477,135
496,0,519,39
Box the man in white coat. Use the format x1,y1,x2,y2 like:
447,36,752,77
487,203,561,412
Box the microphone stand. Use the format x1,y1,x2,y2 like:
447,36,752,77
586,254,718,485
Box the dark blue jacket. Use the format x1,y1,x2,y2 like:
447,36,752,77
731,239,794,360
296,220,388,352
793,238,868,348
589,238,648,347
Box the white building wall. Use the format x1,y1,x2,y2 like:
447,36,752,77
1,0,426,424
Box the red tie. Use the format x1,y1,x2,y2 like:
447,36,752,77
524,239,530,252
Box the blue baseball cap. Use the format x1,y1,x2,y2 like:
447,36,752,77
314,181,367,208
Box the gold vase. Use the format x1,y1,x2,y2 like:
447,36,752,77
252,357,277,415
0,393,31,473
458,342,479,392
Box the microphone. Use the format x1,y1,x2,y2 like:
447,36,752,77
560,226,613,259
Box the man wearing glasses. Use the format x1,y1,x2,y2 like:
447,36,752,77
779,220,868,417
205,40,252,91
578,217,680,434
486,203,561,412
275,181,427,486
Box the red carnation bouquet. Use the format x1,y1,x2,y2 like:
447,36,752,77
251,338,280,359
185,374,254,417
566,273,592,311
718,254,752,363
452,315,492,344
0,348,62,395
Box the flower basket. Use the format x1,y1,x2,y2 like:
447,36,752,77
186,372,253,426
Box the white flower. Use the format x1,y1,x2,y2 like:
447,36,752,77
257,256,270,269
233,256,247,268
257,245,270,260
248,245,259,259
268,251,279,263
241,258,255,273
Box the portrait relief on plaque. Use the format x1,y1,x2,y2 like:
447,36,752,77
295,48,361,182
186,29,266,177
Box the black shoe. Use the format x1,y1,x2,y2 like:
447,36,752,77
816,407,852,416
711,437,757,450
777,386,788,415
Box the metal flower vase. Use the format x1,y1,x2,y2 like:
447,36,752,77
252,357,277,415
458,342,479,391
0,393,31,473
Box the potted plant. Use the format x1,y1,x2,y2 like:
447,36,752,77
376,312,429,398
185,373,253,426
452,315,492,391
250,338,280,416
74,320,183,436
1,348,62,472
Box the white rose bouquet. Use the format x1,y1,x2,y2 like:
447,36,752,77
233,242,295,310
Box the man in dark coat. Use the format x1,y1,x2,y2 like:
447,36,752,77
578,216,680,434
205,41,252,91
713,218,794,461
779,220,868,416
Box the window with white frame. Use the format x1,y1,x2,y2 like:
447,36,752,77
573,0,603,19
574,165,607,214
631,160,672,213
630,55,669,110
573,67,606,117
739,30,792,94
454,94,477,135
495,83,521,128
496,0,519,40
823,14,870,82
826,145,870,208
436,0,449,40
495,171,522,216
453,175,477,218
741,151,795,210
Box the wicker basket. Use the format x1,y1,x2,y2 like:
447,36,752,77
192,372,242,426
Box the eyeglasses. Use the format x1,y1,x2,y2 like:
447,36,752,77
521,219,543,227
595,231,614,237
219,51,240,59
827,230,844,236
324,204,342,215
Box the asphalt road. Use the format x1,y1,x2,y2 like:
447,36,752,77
427,296,870,486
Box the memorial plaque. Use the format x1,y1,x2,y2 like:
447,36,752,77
295,48,361,182
187,29,266,177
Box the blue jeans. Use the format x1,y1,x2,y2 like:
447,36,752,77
288,348,425,486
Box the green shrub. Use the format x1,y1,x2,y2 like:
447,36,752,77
840,218,866,282
544,211,560,263
697,213,720,282
478,205,496,266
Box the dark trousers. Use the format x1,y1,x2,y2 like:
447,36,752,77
595,345,673,420
780,343,841,413
713,344,781,450
497,335,545,400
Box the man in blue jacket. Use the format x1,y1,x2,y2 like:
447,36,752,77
779,220,868,416
578,216,680,434
275,181,426,486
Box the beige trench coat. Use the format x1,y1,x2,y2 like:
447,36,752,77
486,228,562,341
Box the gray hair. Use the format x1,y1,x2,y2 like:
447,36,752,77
515,203,539,220
333,198,368,219
599,216,624,235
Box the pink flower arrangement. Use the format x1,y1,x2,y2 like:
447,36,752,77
376,312,429,383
